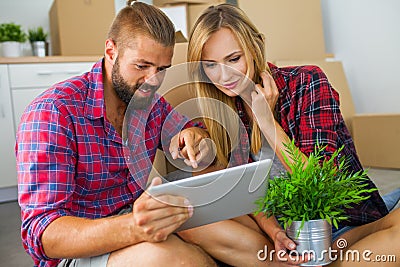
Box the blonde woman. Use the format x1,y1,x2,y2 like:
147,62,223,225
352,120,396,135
178,4,400,266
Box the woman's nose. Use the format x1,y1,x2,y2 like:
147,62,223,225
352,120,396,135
219,64,232,82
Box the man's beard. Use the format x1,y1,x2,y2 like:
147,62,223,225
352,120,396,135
111,58,158,110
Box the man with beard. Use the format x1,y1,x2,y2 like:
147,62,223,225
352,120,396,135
15,1,216,267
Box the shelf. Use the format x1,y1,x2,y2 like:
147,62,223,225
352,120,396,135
0,55,102,64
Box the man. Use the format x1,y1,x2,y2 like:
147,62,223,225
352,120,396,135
16,1,216,266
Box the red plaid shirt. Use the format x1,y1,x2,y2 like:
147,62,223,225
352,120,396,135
15,59,191,267
233,63,388,226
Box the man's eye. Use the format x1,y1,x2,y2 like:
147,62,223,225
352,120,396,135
135,64,148,70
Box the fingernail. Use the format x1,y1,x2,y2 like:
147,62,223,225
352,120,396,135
184,199,190,206
191,160,198,169
289,243,296,249
188,205,193,217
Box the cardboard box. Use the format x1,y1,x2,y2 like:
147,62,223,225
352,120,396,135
238,0,326,61
149,149,168,180
160,4,210,39
353,114,400,169
154,0,224,7
49,0,115,56
172,42,188,64
187,3,211,33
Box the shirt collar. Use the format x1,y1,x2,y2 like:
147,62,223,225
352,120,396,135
84,58,106,120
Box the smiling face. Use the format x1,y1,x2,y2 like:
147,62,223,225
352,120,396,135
201,27,254,97
110,35,173,108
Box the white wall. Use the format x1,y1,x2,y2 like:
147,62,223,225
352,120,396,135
321,0,400,114
1,0,399,114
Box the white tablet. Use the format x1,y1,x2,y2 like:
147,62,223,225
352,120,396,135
147,158,272,231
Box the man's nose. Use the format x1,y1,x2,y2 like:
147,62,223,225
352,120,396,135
144,68,161,87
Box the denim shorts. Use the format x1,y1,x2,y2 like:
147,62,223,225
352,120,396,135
57,254,109,267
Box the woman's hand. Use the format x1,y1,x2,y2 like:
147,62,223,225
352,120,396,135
272,230,310,266
169,127,214,169
251,71,279,126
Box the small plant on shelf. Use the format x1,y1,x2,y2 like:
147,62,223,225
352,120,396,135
27,26,48,42
0,22,27,43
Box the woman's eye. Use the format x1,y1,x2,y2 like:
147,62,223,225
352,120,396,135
203,62,216,69
230,56,240,63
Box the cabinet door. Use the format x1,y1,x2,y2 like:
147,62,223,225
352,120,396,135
8,62,94,88
0,65,17,188
13,88,47,130
10,62,94,132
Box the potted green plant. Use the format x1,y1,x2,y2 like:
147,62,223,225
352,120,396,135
0,22,27,57
255,140,376,266
28,26,48,57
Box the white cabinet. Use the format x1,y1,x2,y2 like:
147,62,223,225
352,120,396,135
10,62,94,131
0,61,94,192
0,65,17,188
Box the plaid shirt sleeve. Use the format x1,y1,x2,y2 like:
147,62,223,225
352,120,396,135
276,65,342,157
16,99,76,263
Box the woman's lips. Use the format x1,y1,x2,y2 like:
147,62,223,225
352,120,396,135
223,80,239,90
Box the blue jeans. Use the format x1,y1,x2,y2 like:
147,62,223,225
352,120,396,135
332,187,400,241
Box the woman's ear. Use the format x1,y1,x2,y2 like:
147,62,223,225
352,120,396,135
105,39,117,64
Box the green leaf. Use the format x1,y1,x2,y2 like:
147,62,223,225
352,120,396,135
253,140,374,233
0,23,27,42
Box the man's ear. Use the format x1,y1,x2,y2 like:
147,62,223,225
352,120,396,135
105,39,117,64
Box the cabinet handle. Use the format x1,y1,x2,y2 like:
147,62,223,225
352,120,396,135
66,70,82,75
37,71,52,75
36,70,82,76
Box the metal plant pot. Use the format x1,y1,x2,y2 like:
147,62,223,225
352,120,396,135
286,219,332,266
31,41,48,57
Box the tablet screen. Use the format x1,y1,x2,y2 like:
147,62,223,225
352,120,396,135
147,158,272,231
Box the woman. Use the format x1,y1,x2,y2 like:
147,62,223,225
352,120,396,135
178,4,400,266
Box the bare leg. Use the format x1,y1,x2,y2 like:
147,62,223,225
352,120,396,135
107,234,217,267
329,209,400,266
178,215,273,266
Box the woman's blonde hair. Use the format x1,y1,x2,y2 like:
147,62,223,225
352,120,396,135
188,4,270,167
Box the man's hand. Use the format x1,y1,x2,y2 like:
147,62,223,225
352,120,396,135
132,177,193,243
169,127,214,169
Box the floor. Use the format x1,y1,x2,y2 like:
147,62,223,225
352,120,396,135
1,168,399,267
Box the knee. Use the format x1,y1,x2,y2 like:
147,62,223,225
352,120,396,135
390,209,400,229
108,235,214,267
387,209,400,227
177,229,198,244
